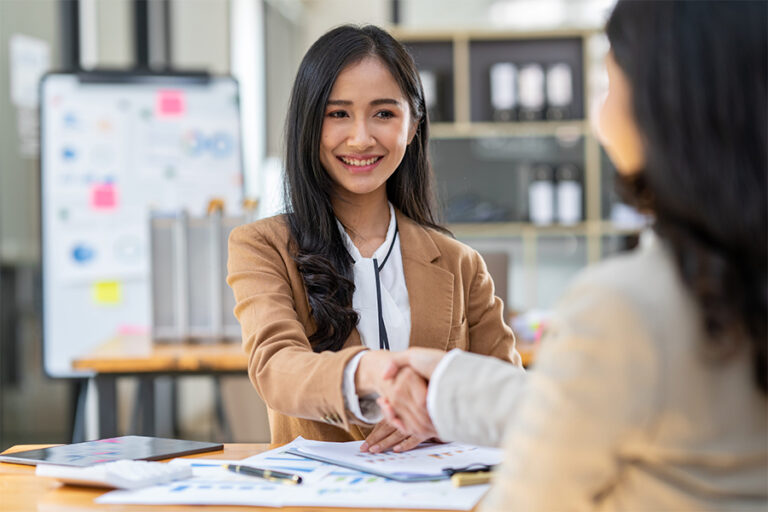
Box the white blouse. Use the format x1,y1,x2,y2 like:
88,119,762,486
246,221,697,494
338,203,411,423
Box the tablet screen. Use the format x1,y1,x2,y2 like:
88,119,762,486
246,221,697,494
0,435,223,466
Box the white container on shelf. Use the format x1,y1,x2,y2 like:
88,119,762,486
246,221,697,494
490,62,517,121
556,164,582,225
419,70,438,113
546,62,573,119
518,63,545,120
528,164,555,225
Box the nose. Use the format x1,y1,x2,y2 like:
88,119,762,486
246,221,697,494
347,118,375,150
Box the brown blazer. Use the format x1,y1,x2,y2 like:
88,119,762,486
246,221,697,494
227,209,521,444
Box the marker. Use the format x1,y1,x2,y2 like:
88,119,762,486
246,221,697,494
222,464,302,485
451,471,492,487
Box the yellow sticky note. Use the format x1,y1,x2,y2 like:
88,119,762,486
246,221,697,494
93,281,122,305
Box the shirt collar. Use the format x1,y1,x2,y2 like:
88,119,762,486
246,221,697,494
337,202,397,263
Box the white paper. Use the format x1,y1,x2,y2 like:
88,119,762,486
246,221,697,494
96,438,493,510
289,437,502,481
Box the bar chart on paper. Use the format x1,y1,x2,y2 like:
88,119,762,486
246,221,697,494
97,440,494,509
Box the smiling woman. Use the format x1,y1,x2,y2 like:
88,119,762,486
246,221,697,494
226,25,520,452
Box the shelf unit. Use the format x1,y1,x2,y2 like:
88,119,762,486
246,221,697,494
392,28,642,309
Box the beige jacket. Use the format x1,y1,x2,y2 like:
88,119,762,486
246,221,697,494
227,209,520,444
431,233,767,511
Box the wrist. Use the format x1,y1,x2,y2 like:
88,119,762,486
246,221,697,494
355,351,377,396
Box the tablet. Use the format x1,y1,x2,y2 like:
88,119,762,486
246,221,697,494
0,435,223,467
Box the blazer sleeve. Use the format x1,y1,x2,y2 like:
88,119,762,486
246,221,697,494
442,279,660,511
430,350,526,446
466,250,522,366
226,225,367,432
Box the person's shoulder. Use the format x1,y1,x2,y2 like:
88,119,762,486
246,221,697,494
406,222,482,268
569,232,678,302
559,231,692,340
229,214,291,248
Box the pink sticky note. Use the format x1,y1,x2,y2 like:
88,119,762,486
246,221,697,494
157,89,185,117
117,324,150,335
91,183,118,210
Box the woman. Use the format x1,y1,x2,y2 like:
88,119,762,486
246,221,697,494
227,25,520,450
378,1,767,509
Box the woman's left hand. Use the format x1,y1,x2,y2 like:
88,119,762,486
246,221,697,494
360,420,430,453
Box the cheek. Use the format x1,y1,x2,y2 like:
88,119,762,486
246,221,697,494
597,95,644,174
320,123,337,149
383,122,411,153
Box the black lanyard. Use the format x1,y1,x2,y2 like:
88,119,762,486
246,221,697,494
372,224,398,351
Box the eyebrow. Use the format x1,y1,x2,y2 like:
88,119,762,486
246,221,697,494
326,98,402,107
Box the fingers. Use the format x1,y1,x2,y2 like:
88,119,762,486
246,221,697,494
381,360,401,381
403,348,445,380
367,427,409,454
392,434,425,453
381,368,436,438
380,348,447,385
360,421,396,452
377,397,403,430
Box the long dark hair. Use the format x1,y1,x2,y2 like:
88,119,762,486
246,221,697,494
606,1,767,392
283,25,444,352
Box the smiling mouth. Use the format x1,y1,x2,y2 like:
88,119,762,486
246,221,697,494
337,155,384,167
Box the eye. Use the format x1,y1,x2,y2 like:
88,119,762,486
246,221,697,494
375,110,395,119
327,110,348,119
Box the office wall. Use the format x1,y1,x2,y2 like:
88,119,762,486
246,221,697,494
0,0,72,450
171,0,230,74
300,0,390,52
0,1,59,264
95,0,134,68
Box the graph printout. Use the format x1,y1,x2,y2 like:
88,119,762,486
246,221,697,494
286,436,503,482
97,439,492,509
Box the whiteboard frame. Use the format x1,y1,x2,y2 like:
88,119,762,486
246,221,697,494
39,70,244,378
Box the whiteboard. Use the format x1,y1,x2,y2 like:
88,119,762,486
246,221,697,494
40,72,244,377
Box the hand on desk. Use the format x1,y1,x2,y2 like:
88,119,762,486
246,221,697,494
360,420,430,453
376,348,447,439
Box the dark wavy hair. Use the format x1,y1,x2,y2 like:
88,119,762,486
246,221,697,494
607,1,768,392
283,25,445,353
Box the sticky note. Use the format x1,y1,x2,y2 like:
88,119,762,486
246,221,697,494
117,324,149,335
93,281,122,305
90,183,117,210
157,89,185,117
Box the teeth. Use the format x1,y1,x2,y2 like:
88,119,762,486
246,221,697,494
340,156,379,166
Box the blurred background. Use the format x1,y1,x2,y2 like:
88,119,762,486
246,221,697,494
0,0,646,450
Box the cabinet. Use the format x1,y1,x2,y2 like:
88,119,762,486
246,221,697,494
394,28,642,309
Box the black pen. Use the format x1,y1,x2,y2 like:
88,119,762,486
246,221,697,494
222,464,303,485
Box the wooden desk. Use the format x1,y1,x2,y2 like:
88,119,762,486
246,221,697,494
0,444,469,512
72,334,248,439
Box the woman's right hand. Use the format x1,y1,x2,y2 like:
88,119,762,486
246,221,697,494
355,350,397,396
381,348,446,382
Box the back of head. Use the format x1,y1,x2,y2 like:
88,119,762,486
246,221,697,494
606,1,767,392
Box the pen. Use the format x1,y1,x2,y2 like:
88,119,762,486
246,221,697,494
222,464,303,485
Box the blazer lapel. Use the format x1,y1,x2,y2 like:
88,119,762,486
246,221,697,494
395,210,455,350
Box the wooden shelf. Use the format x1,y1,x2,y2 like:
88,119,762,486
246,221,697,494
390,27,600,41
448,221,643,239
430,120,588,139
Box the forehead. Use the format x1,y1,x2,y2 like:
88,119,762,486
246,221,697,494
328,56,406,102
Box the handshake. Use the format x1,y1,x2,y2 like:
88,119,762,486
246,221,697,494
355,348,449,454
